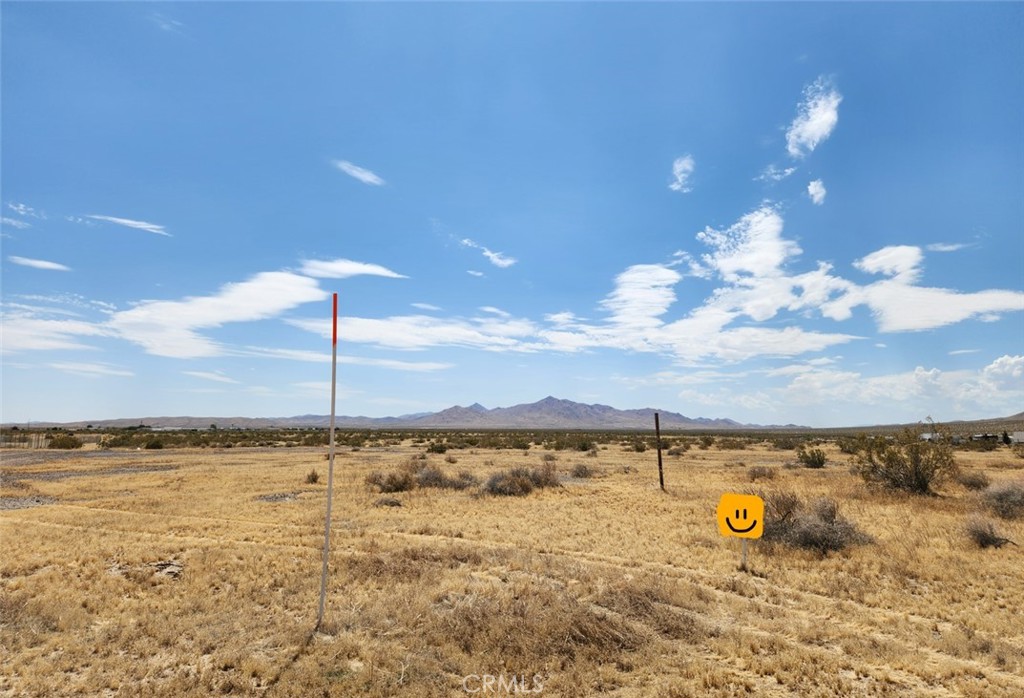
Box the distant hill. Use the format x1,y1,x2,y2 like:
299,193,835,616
7,396,758,431
13,398,1022,433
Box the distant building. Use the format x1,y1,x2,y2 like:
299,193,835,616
1011,432,1024,445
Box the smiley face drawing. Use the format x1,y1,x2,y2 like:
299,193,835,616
716,493,764,539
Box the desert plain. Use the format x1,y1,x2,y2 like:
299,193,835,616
2,432,1023,697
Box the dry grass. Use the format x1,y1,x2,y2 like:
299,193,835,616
2,442,1023,696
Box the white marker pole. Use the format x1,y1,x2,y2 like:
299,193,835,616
316,293,338,629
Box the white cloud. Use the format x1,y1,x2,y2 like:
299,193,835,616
467,271,484,277
85,215,170,236
756,165,797,182
8,256,71,272
981,354,1023,389
926,242,969,253
949,349,980,356
108,271,328,358
460,238,517,268
7,203,44,219
669,155,695,193
696,205,799,282
0,309,110,353
242,346,452,372
412,303,441,311
786,77,842,158
182,371,239,384
48,362,134,378
331,159,385,186
853,245,923,282
601,264,681,329
289,313,540,353
807,179,827,205
2,217,31,230
299,258,407,279
826,245,1024,331
479,306,511,318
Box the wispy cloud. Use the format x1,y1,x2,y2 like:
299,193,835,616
7,203,45,219
49,362,134,378
669,154,695,193
8,256,71,272
182,371,239,384
243,346,452,372
150,12,185,33
2,217,31,230
467,270,485,278
411,302,441,311
332,159,385,186
949,349,980,356
108,271,327,358
807,179,827,205
756,165,797,182
299,258,407,279
786,76,842,158
460,238,517,268
926,242,969,253
85,215,170,236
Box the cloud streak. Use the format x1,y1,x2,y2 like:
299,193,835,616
9,256,71,271
807,179,827,205
460,238,517,268
86,215,170,236
332,159,385,186
299,258,407,279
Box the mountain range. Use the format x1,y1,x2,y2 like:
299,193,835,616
10,396,772,430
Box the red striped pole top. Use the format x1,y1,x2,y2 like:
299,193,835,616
332,293,338,346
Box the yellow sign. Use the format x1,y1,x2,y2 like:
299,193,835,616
716,493,764,539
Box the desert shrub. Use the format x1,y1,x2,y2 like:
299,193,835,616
965,518,1016,549
365,470,415,493
47,434,83,449
426,442,447,454
956,470,991,491
483,471,534,497
571,463,593,479
855,430,958,494
797,446,828,469
698,435,715,450
483,464,560,496
983,482,1024,519
144,439,164,450
770,436,801,451
747,465,776,482
717,438,747,451
374,496,402,508
760,490,871,555
445,454,458,464
305,469,320,485
631,440,647,453
542,452,558,462
836,436,863,455
667,442,690,457
416,464,477,490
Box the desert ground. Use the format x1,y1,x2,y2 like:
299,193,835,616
2,434,1023,697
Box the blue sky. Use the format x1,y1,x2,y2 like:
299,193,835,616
2,2,1022,427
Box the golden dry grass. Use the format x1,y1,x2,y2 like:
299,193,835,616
2,441,1023,696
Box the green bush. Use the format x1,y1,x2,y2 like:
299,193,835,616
855,430,958,494
797,446,828,469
